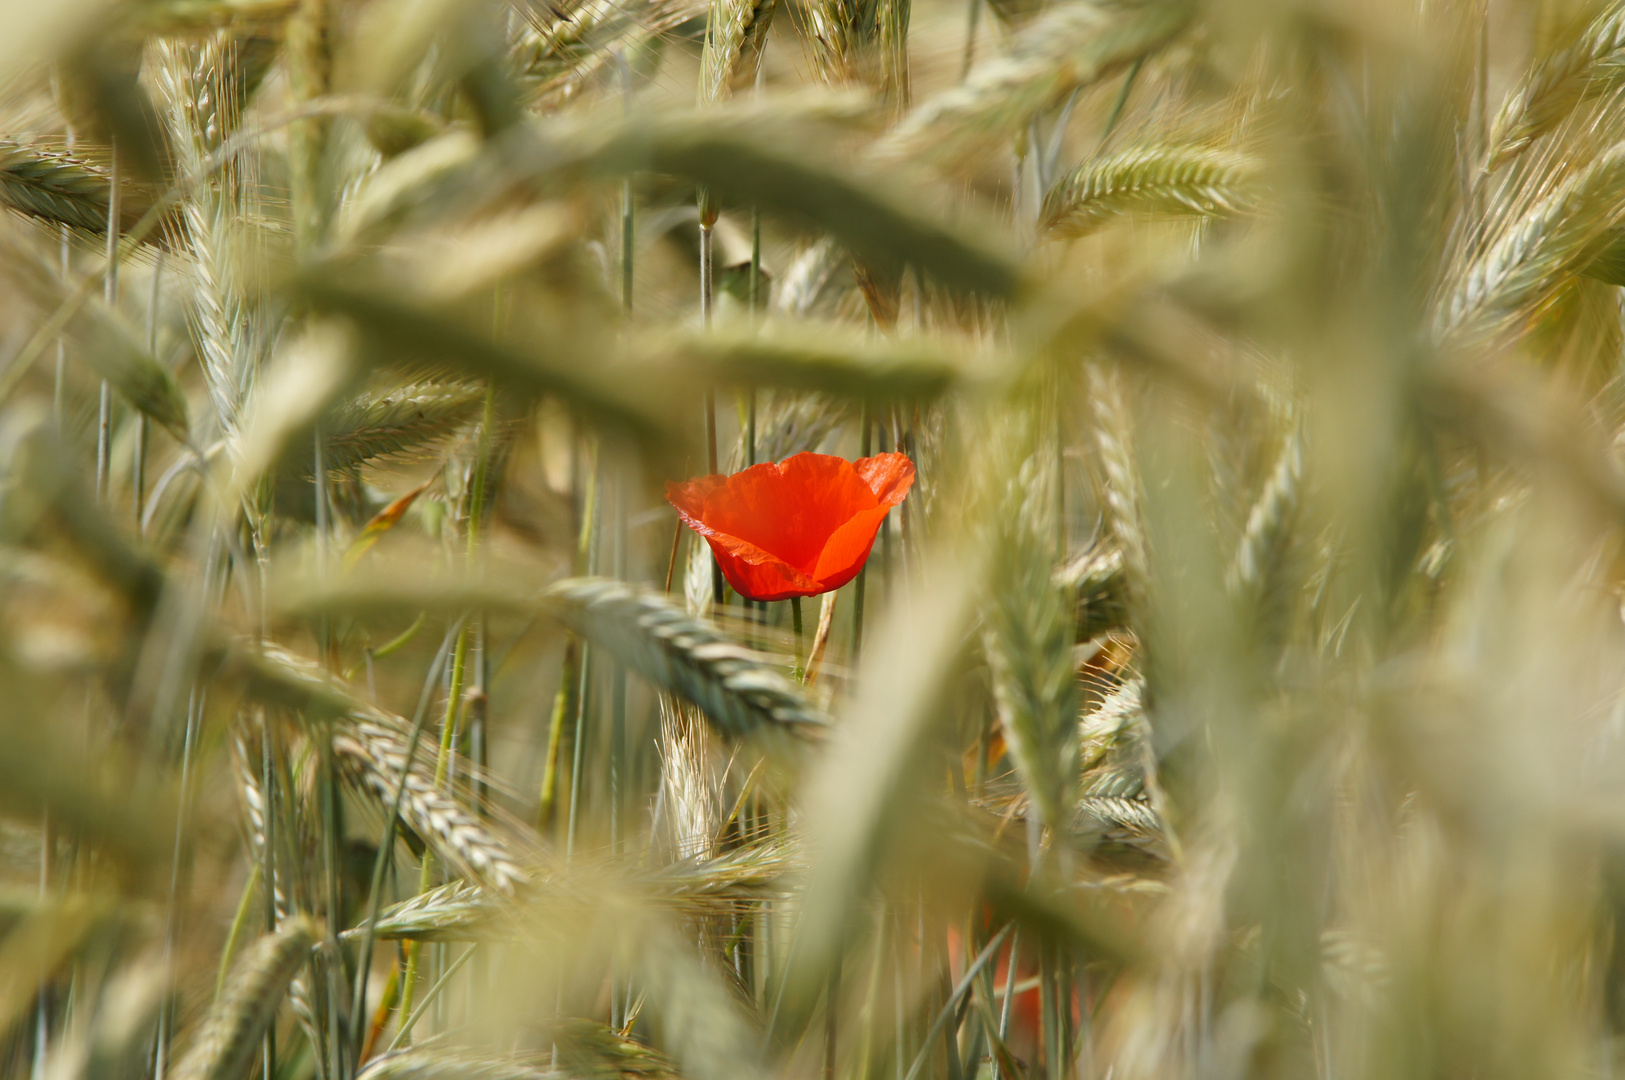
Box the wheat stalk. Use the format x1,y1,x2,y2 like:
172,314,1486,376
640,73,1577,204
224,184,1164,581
341,879,510,943
1486,2,1625,169
1040,144,1259,238
542,577,829,741
170,917,318,1080
1226,425,1302,598
333,713,530,896
875,0,1194,166
1440,144,1625,340
0,141,127,235
1086,363,1148,612
239,644,530,895
699,0,779,106
311,382,486,474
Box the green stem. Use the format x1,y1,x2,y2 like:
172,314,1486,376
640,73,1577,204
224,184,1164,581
216,862,261,1001
700,218,724,610
566,438,600,861
537,638,577,835
1099,57,1143,147
321,735,348,1080
261,714,278,1080
902,926,1013,1080
959,0,980,82
96,141,118,502
401,624,470,1035
387,946,479,1054
824,955,841,1080
372,612,427,660
791,597,804,680
349,629,457,1059
610,473,628,858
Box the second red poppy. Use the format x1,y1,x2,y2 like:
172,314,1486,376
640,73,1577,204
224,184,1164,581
665,451,915,602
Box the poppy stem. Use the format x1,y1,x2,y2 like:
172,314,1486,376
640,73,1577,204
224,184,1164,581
791,597,804,679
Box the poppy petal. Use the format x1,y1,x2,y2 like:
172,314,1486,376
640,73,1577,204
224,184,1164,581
709,539,825,601
665,451,914,602
668,454,877,576
702,532,821,596
811,503,893,590
667,490,821,601
853,452,916,507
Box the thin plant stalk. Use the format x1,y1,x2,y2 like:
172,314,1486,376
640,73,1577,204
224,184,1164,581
261,708,278,1080
700,210,723,608
313,413,348,1074
747,210,760,472
825,956,841,1080
400,388,496,1036
321,732,348,1080
792,596,804,679
746,209,761,632
664,519,682,592
52,126,72,426
1099,57,1143,148
216,862,262,1001
349,628,458,1058
155,686,204,1080
96,142,118,501
994,932,1019,1080
136,250,161,529
31,807,47,1080
960,0,980,82
542,429,599,836
536,636,576,835
387,947,479,1054
899,926,1014,1080
566,436,600,861
610,469,628,855
611,147,631,865
621,46,635,315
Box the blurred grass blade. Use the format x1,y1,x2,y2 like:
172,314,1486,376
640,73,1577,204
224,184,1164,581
517,110,1022,299
293,266,679,441
357,1049,554,1080
787,546,984,1026
227,323,358,501
0,895,115,1037
629,911,771,1080
666,323,984,401
0,420,165,601
0,226,187,436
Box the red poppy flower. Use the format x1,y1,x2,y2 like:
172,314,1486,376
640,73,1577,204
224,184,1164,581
665,451,915,602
